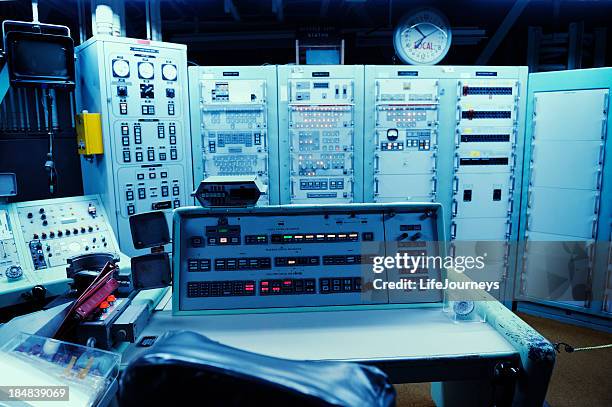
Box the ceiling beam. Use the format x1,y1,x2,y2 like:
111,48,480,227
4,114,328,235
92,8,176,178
476,0,530,65
224,0,240,21
272,0,284,22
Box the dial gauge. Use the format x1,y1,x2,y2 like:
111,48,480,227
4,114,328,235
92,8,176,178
138,62,155,79
393,8,452,65
112,59,130,78
162,64,178,81
387,128,399,141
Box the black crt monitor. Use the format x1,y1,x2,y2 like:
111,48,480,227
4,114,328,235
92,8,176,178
4,31,75,88
129,211,171,250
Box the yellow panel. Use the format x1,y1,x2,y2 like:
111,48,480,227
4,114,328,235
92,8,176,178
75,112,103,155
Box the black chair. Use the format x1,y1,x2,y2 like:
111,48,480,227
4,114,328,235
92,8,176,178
120,330,396,407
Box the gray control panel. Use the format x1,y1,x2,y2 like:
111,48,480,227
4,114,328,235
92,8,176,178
278,66,364,204
0,195,124,308
190,66,278,204
174,203,443,314
370,74,439,202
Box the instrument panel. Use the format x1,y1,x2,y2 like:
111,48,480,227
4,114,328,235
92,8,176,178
191,67,277,205
0,195,123,308
14,197,119,269
76,37,192,256
278,65,364,204
174,203,443,314
373,77,439,202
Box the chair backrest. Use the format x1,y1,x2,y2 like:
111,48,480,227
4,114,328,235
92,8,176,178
120,330,396,407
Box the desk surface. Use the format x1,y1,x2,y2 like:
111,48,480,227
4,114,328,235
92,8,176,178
122,297,516,366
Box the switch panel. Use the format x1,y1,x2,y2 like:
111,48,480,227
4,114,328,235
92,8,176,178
14,196,120,269
190,67,278,204
449,75,526,303
366,71,439,202
451,78,520,241
0,195,124,308
175,203,443,314
278,66,364,204
76,37,192,256
0,207,34,302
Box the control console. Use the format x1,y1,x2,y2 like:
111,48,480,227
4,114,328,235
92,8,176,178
14,196,118,270
174,203,443,314
0,195,125,308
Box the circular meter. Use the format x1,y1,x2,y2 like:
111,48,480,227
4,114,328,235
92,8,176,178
162,64,178,81
112,59,130,78
138,62,155,79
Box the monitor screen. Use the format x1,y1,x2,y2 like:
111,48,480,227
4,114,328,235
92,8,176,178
129,211,171,249
13,40,69,78
6,32,75,87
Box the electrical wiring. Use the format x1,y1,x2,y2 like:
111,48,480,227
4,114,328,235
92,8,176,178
553,342,612,353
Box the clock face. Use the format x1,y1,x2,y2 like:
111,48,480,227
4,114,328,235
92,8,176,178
394,8,452,65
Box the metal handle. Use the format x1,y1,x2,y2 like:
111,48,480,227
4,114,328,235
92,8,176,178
591,216,598,239
505,220,512,240
451,199,458,217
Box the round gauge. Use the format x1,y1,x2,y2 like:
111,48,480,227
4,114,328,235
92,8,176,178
452,300,475,317
138,62,155,79
162,64,178,81
387,128,399,141
112,59,130,78
393,7,452,65
6,265,23,281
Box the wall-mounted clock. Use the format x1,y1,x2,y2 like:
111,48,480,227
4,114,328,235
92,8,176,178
393,7,452,65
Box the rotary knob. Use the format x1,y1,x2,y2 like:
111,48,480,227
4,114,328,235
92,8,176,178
6,265,23,281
